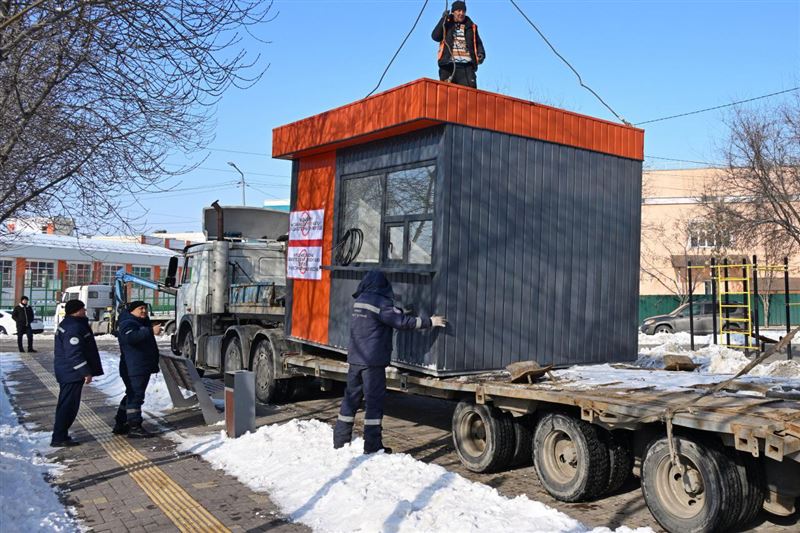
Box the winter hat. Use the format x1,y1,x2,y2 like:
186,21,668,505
452,1,466,11
65,300,86,315
128,300,148,312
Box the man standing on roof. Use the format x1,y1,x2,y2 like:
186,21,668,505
432,1,485,88
114,301,162,438
333,270,446,454
51,299,103,447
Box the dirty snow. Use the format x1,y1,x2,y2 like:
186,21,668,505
176,420,649,533
0,356,82,532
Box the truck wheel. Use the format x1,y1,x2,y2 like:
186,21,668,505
532,413,609,502
726,449,765,528
181,328,195,361
0,326,6,335
224,335,244,372
452,401,515,473
164,321,176,335
641,436,741,533
510,414,534,467
603,431,633,495
252,338,291,404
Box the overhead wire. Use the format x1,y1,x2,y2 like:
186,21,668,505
508,0,629,125
635,87,800,126
365,0,430,98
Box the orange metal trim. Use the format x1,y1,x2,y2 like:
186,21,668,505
290,152,336,345
273,78,643,161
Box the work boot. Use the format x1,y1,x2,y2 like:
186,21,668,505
112,422,129,435
28,349,37,353
51,436,80,447
127,424,155,439
364,446,392,455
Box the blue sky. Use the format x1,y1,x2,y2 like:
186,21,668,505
126,0,800,233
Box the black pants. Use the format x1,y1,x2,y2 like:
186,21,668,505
438,63,477,88
115,369,150,427
16,325,33,351
52,380,84,443
333,364,386,453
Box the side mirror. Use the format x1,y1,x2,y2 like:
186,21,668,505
164,256,178,287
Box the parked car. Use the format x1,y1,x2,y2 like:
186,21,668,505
0,309,46,335
640,301,747,335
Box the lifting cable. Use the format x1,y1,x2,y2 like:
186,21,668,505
508,0,630,126
365,0,430,99
333,228,364,266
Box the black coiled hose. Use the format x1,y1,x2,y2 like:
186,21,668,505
334,228,364,266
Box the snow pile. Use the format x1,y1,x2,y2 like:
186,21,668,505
177,419,650,533
0,357,81,532
637,340,800,380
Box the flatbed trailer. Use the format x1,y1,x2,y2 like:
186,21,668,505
256,343,800,533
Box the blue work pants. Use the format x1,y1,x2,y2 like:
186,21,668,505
52,380,84,443
333,364,386,453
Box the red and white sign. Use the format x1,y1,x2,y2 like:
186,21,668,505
287,246,322,280
289,209,324,241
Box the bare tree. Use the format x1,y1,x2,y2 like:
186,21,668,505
0,0,275,240
703,95,800,249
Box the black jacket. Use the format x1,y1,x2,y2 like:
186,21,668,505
11,304,34,327
54,316,103,384
348,271,432,367
117,311,160,376
431,14,485,69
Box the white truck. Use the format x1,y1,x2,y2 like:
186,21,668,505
54,284,114,334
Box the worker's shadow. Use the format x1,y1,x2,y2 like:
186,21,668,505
381,472,455,533
290,453,371,520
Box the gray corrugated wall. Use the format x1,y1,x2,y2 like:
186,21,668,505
328,128,445,366
325,124,641,374
432,125,641,372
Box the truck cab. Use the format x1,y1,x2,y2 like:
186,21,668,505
54,284,114,333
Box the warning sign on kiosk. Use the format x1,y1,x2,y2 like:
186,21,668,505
287,246,323,280
289,209,324,241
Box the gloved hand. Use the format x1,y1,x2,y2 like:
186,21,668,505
442,10,450,19
431,315,447,328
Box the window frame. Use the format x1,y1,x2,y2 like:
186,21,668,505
338,160,436,267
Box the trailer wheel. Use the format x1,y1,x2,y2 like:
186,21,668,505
224,335,244,372
603,431,633,495
642,436,741,533
532,413,609,502
510,414,534,468
452,401,515,473
725,449,765,528
252,338,291,404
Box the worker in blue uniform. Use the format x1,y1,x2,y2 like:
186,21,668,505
114,301,162,438
333,270,447,454
51,299,104,447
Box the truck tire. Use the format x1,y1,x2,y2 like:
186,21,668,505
224,335,244,372
164,321,176,336
641,436,741,533
510,414,534,468
725,449,765,528
252,337,291,404
532,413,609,502
180,327,203,376
603,431,633,495
452,401,515,473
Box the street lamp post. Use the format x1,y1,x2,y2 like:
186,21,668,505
227,161,246,206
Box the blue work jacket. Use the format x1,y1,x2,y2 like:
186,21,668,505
117,311,161,376
54,316,103,384
348,271,432,367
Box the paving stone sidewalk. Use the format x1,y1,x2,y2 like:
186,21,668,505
0,341,308,533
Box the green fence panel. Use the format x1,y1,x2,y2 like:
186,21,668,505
638,295,682,322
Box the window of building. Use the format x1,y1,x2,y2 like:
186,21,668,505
101,264,124,284
339,163,436,266
132,266,152,279
66,263,92,287
25,261,55,288
0,260,12,288
688,221,732,249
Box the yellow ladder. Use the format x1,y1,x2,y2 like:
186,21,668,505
716,263,755,349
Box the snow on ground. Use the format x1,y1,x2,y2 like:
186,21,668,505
176,420,649,533
0,355,82,532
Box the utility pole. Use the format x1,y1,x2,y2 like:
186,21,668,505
227,161,246,206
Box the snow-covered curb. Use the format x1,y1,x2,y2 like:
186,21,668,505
0,356,82,532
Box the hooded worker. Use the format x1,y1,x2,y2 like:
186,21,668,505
333,270,446,454
432,1,485,88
